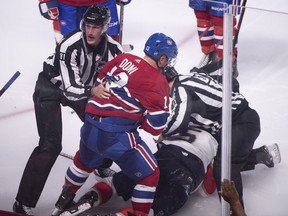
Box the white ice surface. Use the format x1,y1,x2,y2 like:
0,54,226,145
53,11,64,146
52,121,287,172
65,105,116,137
0,0,287,215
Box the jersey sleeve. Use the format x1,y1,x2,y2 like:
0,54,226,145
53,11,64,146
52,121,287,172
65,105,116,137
162,85,192,137
59,44,90,101
139,78,171,136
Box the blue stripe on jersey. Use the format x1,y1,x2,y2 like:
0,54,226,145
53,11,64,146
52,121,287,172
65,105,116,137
146,111,170,129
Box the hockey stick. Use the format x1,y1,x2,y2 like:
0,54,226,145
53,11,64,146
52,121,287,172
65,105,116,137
0,71,21,97
60,151,74,160
233,0,247,47
118,3,134,52
119,3,124,45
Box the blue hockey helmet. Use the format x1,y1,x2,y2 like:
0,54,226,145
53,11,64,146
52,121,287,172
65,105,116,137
144,33,178,67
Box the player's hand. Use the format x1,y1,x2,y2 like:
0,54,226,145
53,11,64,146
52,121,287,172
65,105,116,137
117,0,132,6
91,81,111,99
38,0,59,20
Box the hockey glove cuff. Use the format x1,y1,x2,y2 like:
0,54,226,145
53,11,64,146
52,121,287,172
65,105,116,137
39,0,59,20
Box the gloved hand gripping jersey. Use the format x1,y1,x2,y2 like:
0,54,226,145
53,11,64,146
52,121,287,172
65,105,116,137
38,0,59,20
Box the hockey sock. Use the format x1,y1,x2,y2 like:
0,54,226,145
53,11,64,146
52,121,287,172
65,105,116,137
132,168,160,215
65,151,95,193
211,15,238,61
194,10,215,55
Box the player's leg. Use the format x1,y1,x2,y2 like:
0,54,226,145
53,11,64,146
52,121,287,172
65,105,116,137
99,0,120,41
209,0,241,76
14,73,64,214
189,0,218,67
112,131,159,216
57,3,85,37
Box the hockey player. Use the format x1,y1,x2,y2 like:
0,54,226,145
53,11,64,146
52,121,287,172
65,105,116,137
38,0,131,42
55,68,280,216
189,0,241,76
159,67,282,210
51,32,178,216
13,5,123,215
61,127,218,216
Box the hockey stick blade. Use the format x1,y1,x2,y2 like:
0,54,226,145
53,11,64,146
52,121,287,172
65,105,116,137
122,44,134,52
0,71,21,97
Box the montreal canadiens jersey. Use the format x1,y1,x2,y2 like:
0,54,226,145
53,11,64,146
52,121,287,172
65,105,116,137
85,53,171,136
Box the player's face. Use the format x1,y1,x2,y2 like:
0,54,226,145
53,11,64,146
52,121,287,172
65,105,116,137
85,23,103,47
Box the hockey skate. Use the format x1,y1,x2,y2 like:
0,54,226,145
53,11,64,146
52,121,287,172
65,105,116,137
197,50,218,69
51,185,76,216
13,201,34,215
59,177,114,216
255,143,281,168
59,190,99,216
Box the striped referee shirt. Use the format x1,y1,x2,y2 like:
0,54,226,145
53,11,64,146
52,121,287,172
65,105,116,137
163,72,249,136
43,30,123,101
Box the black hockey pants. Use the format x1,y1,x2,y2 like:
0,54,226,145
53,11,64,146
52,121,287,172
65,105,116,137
213,107,261,208
15,72,87,207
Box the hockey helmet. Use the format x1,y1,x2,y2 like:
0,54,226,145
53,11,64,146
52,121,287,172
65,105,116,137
81,5,111,33
163,66,179,82
144,33,178,67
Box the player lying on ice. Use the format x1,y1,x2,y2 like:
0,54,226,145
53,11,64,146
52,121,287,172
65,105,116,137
56,130,280,216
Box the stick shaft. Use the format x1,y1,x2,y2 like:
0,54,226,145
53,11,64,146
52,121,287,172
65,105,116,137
0,71,21,97
119,3,124,44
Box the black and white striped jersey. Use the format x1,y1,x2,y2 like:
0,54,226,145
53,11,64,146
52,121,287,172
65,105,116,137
163,72,249,136
43,30,123,101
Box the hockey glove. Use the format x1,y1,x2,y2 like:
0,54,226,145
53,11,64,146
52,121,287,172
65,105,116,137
117,0,132,5
38,0,59,20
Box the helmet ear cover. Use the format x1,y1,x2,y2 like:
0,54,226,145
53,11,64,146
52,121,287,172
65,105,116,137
81,5,111,34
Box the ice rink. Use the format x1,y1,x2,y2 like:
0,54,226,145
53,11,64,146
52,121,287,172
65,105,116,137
0,0,288,215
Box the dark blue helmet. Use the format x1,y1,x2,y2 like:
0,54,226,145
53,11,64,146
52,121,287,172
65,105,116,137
81,5,111,33
144,33,178,67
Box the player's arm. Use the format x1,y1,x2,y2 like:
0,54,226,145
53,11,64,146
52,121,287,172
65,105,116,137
139,80,170,136
162,85,192,137
90,56,123,99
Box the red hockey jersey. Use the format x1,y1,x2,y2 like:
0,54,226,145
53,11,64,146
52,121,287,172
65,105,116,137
85,53,170,136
